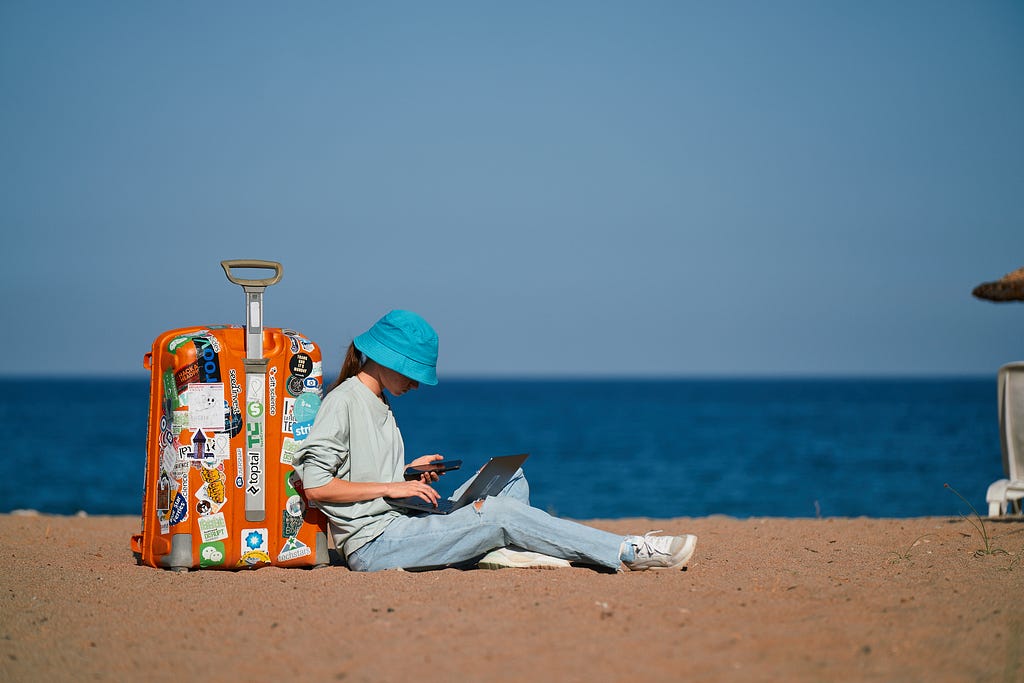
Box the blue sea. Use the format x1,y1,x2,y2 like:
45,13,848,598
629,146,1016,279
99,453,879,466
0,377,1003,520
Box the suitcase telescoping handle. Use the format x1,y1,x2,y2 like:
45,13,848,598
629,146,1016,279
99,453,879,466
220,259,282,361
221,259,283,523
220,259,283,288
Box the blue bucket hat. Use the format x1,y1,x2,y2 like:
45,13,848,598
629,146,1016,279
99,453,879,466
353,310,439,386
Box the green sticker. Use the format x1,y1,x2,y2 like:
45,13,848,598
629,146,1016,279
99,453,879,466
167,336,192,353
282,508,303,538
280,437,298,466
162,370,181,409
199,540,226,567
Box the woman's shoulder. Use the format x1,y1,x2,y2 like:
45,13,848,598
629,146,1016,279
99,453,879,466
322,377,373,408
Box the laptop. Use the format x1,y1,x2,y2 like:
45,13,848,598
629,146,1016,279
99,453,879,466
390,453,529,515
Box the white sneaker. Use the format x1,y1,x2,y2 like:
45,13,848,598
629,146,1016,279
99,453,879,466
477,547,572,570
622,531,697,571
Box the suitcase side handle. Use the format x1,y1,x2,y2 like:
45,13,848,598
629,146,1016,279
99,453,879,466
220,260,283,288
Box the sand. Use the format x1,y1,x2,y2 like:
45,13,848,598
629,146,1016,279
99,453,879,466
1,513,1022,682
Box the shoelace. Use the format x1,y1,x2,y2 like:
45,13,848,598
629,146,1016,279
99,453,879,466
633,530,670,558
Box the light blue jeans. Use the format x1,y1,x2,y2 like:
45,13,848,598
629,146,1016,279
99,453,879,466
346,469,625,572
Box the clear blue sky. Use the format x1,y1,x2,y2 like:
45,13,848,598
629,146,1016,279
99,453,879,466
2,1,1022,378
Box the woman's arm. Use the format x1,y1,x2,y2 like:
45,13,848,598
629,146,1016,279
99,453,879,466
303,477,440,506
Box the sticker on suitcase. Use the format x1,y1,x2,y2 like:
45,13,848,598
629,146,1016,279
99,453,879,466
199,541,227,568
280,437,299,465
198,512,228,543
282,395,320,442
196,465,228,514
268,367,279,417
188,384,225,429
278,472,313,561
277,536,311,562
283,330,316,354
238,528,272,567
174,428,229,466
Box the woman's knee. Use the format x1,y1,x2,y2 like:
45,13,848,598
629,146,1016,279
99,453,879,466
495,469,530,505
475,494,527,519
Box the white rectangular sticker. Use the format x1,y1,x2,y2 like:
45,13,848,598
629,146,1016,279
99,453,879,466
198,512,228,543
188,383,225,429
280,436,298,465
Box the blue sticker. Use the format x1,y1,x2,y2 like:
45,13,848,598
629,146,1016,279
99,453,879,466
169,492,188,525
245,529,266,551
292,420,313,441
293,393,321,423
193,337,222,383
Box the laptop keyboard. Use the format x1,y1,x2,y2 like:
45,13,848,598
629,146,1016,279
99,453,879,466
394,497,455,513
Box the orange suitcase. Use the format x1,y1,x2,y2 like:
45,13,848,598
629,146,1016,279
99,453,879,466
131,260,329,570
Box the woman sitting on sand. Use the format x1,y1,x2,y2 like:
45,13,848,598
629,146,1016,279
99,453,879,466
292,310,697,572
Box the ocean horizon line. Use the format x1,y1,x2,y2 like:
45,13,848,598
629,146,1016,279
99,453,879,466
0,509,977,522
0,371,997,383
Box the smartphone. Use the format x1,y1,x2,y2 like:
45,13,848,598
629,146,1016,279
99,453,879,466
403,459,463,480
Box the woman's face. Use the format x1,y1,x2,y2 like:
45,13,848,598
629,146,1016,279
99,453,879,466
380,366,419,396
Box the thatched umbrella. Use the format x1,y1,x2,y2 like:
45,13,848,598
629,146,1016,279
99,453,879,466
973,267,1024,302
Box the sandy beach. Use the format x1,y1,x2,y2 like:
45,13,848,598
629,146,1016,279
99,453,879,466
1,513,1021,682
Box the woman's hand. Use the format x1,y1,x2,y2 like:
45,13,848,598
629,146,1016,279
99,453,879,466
385,479,440,506
407,453,444,483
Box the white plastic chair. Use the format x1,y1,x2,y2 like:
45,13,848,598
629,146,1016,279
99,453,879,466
986,362,1024,516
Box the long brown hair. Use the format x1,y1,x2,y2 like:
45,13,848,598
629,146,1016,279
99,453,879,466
328,342,364,392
